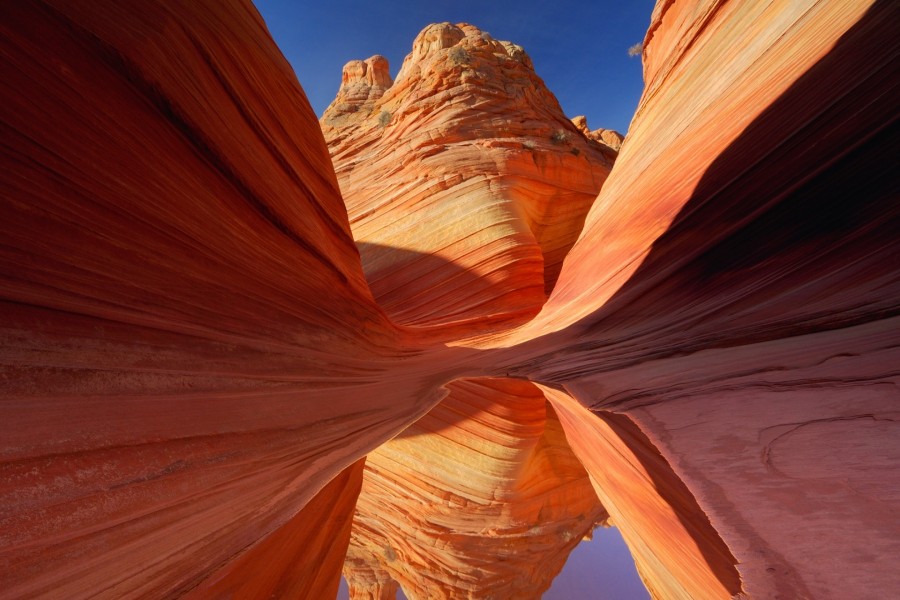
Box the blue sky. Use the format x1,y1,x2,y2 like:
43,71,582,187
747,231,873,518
253,0,656,134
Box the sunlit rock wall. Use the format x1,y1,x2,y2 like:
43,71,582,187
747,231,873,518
493,1,900,598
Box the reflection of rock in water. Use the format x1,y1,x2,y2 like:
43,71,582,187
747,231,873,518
543,388,740,599
344,378,606,599
344,377,728,600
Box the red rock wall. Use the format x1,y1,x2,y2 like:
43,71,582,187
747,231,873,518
0,1,446,597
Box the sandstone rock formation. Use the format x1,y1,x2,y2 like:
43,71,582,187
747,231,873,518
323,24,624,598
571,115,624,152
489,1,900,598
0,1,442,597
1,0,897,599
322,23,616,331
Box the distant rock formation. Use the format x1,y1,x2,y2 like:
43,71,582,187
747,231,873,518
571,115,625,152
322,22,616,330
324,24,618,597
327,55,393,121
1,1,897,599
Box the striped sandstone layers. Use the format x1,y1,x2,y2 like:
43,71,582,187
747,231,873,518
322,26,620,597
0,2,445,597
488,1,900,598
1,1,897,599
322,23,616,331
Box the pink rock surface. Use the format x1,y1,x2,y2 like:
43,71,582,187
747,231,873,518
486,1,900,597
541,386,740,600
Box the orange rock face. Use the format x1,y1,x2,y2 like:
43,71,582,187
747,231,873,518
185,459,366,600
322,22,615,330
321,27,619,596
1,0,898,599
571,115,624,152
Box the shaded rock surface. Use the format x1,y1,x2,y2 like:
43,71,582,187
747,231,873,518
488,1,900,598
0,2,447,597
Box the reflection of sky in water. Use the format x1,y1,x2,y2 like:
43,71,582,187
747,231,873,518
544,525,649,599
336,525,648,599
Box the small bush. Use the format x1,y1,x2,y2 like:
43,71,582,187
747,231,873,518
627,42,643,57
448,46,470,65
522,140,536,150
570,147,581,156
377,110,391,127
550,129,571,145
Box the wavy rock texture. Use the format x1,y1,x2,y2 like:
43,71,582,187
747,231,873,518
512,0,899,337
2,0,898,599
0,1,449,597
323,25,620,597
489,1,900,598
185,458,365,599
343,378,606,599
322,22,615,331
